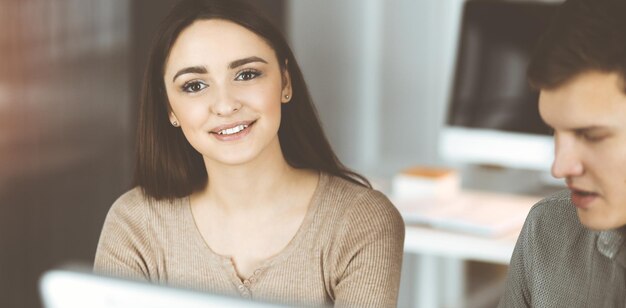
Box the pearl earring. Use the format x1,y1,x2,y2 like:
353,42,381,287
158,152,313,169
284,94,290,99
172,121,179,127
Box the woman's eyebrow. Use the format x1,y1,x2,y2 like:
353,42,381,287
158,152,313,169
229,56,268,69
172,66,207,82
171,57,267,82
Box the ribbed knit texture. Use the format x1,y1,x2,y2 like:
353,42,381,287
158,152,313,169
499,190,626,307
94,173,405,307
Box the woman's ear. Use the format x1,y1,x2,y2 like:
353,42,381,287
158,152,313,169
169,112,180,127
281,59,292,103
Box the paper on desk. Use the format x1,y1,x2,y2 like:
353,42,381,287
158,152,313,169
392,191,541,237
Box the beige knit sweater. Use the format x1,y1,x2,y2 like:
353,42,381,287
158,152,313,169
94,172,405,307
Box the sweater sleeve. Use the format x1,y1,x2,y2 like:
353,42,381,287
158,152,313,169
93,188,153,281
330,190,405,307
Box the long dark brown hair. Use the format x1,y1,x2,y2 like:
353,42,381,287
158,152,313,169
134,0,370,200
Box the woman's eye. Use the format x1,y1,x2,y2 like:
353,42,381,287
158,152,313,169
235,70,261,81
182,81,207,93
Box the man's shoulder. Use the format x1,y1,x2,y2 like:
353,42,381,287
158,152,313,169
525,190,579,228
502,193,615,307
521,190,593,254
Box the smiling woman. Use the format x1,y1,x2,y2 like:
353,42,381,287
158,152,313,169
93,0,405,307
164,19,287,168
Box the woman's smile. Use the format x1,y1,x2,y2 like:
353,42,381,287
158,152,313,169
210,120,256,142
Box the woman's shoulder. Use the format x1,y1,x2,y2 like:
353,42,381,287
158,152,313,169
110,187,151,212
322,173,392,205
320,173,404,230
318,173,405,273
104,187,151,226
321,172,381,202
114,187,149,204
106,187,182,223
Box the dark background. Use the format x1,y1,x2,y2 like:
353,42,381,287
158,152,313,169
0,1,285,307
447,1,556,135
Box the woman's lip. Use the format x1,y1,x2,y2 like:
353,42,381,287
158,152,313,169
211,121,254,142
209,120,255,133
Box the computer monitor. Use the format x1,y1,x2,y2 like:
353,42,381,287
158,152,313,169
439,0,561,171
39,268,284,308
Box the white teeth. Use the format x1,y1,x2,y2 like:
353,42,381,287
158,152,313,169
218,124,248,135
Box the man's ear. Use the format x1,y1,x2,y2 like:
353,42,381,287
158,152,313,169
281,59,292,103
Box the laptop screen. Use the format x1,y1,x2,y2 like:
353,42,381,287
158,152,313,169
39,269,285,308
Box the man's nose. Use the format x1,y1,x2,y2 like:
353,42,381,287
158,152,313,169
551,135,584,179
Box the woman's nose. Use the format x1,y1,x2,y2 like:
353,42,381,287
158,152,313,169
210,86,242,116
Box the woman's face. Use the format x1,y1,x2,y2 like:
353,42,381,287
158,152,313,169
163,19,291,167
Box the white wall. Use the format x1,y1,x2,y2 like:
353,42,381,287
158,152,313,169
288,0,463,177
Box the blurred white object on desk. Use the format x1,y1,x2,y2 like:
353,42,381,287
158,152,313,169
392,166,460,200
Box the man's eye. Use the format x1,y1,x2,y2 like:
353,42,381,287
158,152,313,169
182,81,207,93
583,135,606,142
235,70,261,81
579,132,608,143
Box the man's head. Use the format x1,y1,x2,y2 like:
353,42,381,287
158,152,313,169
528,0,626,230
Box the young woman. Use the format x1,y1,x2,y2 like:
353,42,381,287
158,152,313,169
94,0,405,306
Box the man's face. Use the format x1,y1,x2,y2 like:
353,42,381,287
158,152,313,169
539,71,626,230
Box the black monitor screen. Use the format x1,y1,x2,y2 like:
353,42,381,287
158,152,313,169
447,0,559,135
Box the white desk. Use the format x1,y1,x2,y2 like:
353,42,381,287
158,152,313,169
404,224,520,264
399,192,538,308
403,226,522,308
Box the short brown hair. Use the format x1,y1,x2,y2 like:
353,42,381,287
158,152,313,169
527,0,626,91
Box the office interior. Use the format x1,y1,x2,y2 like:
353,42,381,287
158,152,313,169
0,0,565,307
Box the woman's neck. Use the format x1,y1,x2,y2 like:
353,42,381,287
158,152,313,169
195,148,312,214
